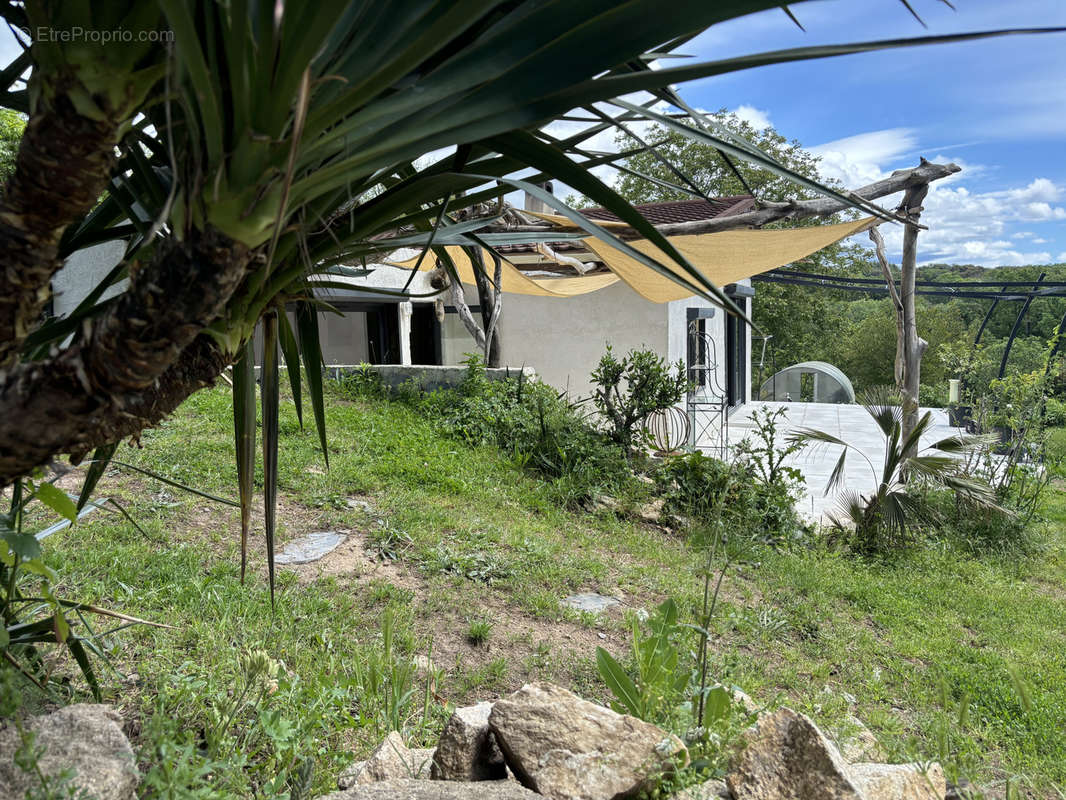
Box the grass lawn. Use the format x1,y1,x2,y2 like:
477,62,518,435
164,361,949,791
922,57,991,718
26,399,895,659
17,382,1066,798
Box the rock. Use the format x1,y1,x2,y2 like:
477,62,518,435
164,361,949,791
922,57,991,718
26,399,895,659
729,686,760,716
835,715,885,763
726,707,862,800
275,531,346,565
319,778,539,800
590,494,620,513
431,701,507,781
338,732,435,789
489,682,687,800
0,704,138,799
672,778,732,798
849,762,946,800
945,779,974,800
639,497,665,523
561,593,620,614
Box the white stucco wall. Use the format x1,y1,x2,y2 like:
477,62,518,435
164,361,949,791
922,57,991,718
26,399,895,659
496,281,669,400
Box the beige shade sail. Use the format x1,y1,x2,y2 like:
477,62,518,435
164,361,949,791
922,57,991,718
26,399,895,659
390,247,620,297
392,216,874,302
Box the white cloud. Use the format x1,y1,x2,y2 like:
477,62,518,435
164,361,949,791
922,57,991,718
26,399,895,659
731,105,772,130
808,129,1066,266
809,128,919,187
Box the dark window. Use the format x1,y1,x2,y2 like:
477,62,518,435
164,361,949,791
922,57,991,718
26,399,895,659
725,299,747,408
410,304,442,365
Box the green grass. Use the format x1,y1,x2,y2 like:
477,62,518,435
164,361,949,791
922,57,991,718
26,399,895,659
13,383,1066,797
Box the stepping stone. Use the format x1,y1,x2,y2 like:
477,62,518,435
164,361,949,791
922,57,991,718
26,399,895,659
562,592,620,613
275,531,346,564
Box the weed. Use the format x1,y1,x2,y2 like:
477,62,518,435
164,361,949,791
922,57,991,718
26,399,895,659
466,619,492,646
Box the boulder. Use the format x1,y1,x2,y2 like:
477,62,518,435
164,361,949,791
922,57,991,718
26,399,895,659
849,762,946,800
671,778,732,799
431,701,507,781
338,732,435,789
319,777,538,800
726,708,862,800
0,704,138,799
489,682,687,800
835,715,885,764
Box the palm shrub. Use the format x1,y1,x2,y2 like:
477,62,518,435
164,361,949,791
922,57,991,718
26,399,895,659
788,387,1000,553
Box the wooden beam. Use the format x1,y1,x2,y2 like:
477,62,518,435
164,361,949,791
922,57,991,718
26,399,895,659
482,160,960,240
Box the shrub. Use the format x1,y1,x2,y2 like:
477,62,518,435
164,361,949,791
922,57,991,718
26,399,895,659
653,451,805,547
1043,397,1066,427
398,355,636,506
590,346,688,452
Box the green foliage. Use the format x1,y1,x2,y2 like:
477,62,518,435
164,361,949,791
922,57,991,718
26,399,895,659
830,299,969,394
611,113,826,205
1043,398,1066,427
596,595,754,786
789,388,999,554
23,383,1066,792
0,109,24,186
654,453,798,546
466,619,492,646
590,346,688,452
343,354,636,507
1,478,105,705
597,599,688,723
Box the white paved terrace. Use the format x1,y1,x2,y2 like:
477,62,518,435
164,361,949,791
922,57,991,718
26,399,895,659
721,401,961,522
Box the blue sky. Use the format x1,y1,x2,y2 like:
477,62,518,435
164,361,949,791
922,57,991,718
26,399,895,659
1,2,1063,267
673,0,1066,266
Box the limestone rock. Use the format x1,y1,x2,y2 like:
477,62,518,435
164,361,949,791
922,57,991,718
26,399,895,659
0,704,138,799
320,777,539,800
729,687,759,716
835,715,885,763
727,707,862,800
431,701,507,781
849,761,946,800
489,682,687,800
672,778,732,799
338,732,435,789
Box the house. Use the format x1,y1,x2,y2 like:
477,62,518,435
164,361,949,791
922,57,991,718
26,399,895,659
310,194,757,414
50,194,808,456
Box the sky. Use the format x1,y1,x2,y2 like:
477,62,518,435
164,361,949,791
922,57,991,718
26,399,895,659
665,0,1066,267
1,1,1063,268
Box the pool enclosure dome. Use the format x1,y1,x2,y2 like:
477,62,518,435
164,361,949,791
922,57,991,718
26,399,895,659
758,361,856,404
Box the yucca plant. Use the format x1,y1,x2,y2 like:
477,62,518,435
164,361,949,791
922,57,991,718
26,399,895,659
788,387,1001,552
0,0,1059,605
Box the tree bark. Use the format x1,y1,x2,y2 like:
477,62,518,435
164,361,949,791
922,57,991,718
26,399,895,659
0,94,120,370
483,161,960,239
868,227,905,389
0,228,253,485
899,183,930,455
469,248,502,366
0,334,231,485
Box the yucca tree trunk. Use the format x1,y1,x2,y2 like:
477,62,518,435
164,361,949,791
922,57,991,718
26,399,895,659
0,95,120,369
470,248,502,366
0,230,252,484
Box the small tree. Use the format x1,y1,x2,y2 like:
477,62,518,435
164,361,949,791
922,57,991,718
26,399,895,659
590,346,688,452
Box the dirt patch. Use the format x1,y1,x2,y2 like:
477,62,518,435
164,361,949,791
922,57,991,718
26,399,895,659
284,528,627,704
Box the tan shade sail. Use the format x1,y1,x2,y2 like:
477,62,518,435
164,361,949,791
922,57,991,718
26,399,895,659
392,216,874,302
584,216,875,303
